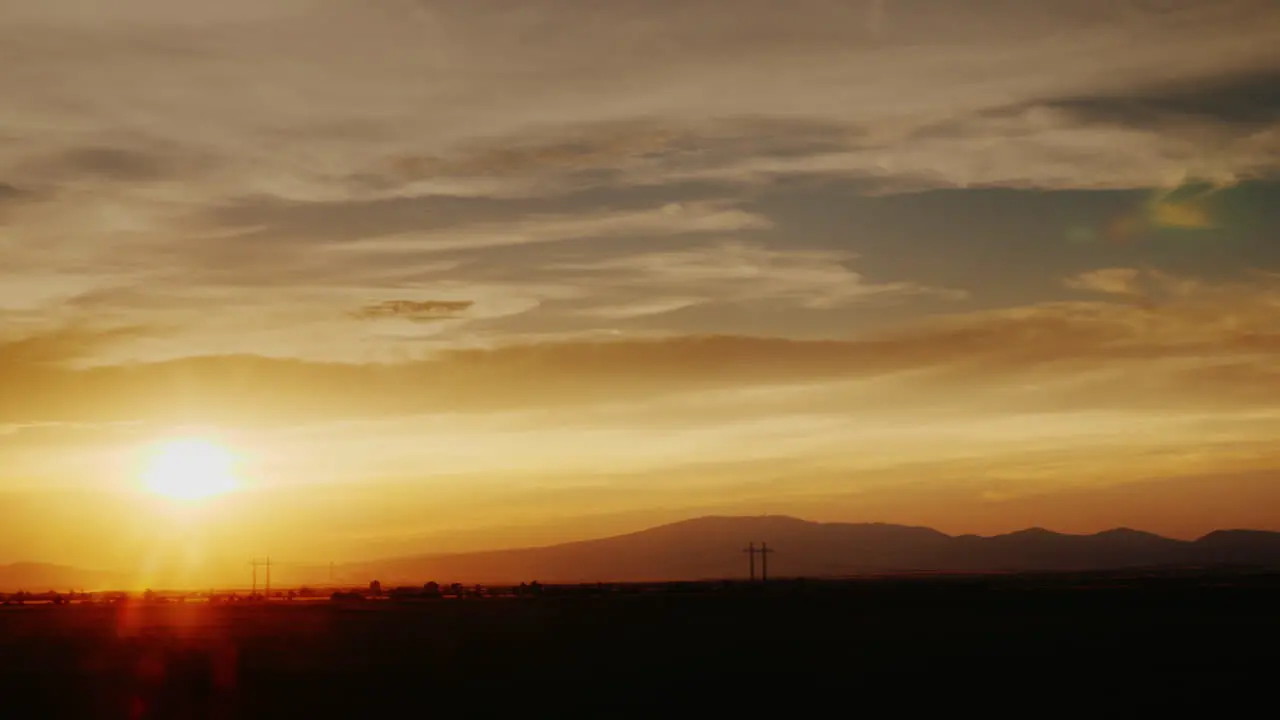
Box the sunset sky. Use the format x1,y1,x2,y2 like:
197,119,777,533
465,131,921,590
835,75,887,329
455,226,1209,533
3,1,1280,584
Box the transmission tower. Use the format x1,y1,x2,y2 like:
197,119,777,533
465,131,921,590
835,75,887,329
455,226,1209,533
759,543,775,582
250,557,271,599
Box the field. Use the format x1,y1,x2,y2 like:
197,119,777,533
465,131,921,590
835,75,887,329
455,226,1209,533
3,572,1278,718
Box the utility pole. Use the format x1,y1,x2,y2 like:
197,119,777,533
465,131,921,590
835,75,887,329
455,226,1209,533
759,543,775,582
250,558,270,599
742,542,758,581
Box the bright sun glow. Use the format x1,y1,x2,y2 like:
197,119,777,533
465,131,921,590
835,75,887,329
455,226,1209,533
142,438,240,501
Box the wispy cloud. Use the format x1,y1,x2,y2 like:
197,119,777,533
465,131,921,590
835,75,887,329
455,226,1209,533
556,241,967,314
2,2,1276,349
574,297,704,320
329,202,773,254
0,2,1276,402
3,1,1277,212
7,0,1280,564
353,300,474,322
3,269,1279,427
1065,268,1144,296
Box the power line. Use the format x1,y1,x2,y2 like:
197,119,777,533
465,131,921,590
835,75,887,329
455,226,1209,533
759,543,775,583
741,542,776,582
249,557,271,599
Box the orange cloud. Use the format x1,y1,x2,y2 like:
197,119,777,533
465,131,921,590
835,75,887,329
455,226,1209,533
1064,268,1142,296
2,269,1279,427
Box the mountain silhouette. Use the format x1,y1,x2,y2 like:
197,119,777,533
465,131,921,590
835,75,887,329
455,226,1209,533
348,516,1280,584
7,517,1279,591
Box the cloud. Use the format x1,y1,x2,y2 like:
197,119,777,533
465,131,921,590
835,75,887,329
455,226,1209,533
0,325,147,367
376,120,680,182
575,297,703,320
0,201,781,359
3,269,1279,426
29,147,177,183
554,241,967,312
1065,269,1143,296
333,202,773,254
3,0,1277,220
0,420,139,439
0,0,1278,379
1045,69,1280,131
7,1,1280,551
1145,184,1220,229
353,300,474,322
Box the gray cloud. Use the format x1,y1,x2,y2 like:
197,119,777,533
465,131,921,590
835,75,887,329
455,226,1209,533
2,0,1279,362
4,0,1277,205
41,147,172,182
1045,69,1280,130
354,299,474,322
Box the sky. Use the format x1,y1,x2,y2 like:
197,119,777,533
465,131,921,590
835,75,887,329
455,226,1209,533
2,0,1280,583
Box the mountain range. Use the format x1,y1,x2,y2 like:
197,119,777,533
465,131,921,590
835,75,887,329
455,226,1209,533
342,516,1280,585
6,516,1280,591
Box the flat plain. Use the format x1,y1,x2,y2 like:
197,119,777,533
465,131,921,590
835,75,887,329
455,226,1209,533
3,573,1278,718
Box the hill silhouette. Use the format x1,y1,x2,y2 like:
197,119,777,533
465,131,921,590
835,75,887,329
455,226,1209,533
7,517,1280,591
348,516,1280,584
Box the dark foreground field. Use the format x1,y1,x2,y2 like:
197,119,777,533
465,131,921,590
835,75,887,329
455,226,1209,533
3,573,1279,718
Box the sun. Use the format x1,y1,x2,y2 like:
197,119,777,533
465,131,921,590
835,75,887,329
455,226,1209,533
141,438,241,501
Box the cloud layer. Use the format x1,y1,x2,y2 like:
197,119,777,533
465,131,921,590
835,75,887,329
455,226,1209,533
3,1,1280,565
3,267,1278,428
3,0,1278,360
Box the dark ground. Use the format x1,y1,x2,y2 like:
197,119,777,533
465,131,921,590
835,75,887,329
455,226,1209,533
2,573,1278,718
